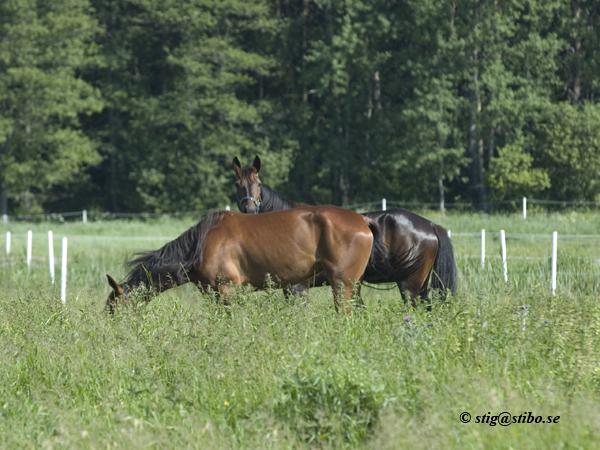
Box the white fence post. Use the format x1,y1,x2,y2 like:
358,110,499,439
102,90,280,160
6,231,10,255
48,231,55,284
447,230,451,238
225,205,230,211
83,210,87,223
500,230,508,282
27,230,32,268
2,214,6,224
523,197,527,219
551,231,558,295
61,237,67,304
481,229,485,268
382,198,387,211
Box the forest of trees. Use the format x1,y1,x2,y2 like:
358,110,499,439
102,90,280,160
1,0,600,215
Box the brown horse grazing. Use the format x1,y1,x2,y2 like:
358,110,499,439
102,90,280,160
106,206,391,314
233,156,458,305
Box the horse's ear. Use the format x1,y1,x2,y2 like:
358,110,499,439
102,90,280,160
252,155,261,173
233,156,242,177
106,274,122,293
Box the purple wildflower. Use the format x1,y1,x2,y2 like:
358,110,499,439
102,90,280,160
404,316,410,323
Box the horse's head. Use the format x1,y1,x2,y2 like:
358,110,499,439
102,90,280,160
233,155,262,214
105,273,130,312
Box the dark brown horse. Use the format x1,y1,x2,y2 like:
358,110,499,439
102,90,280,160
106,206,391,314
233,156,458,304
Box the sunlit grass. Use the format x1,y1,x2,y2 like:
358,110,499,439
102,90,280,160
1,212,600,448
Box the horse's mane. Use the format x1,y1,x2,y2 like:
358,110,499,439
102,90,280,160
260,184,307,211
125,210,228,288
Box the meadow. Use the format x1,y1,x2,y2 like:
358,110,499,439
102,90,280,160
1,210,600,449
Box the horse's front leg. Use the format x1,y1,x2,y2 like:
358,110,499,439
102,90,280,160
284,278,311,301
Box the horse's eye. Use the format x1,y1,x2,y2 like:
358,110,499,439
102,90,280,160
258,183,262,187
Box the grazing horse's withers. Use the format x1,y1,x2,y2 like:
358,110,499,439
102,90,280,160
232,156,458,305
106,206,390,314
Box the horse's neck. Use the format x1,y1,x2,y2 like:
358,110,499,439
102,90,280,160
261,184,297,212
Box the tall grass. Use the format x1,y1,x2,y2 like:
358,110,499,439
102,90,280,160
1,212,600,448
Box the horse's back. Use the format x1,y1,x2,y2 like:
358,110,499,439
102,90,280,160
312,205,373,234
201,209,318,278
362,208,439,282
198,206,372,288
299,206,374,291
364,208,439,251
220,205,372,250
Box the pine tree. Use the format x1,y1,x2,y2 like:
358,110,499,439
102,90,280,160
85,0,280,212
0,0,103,214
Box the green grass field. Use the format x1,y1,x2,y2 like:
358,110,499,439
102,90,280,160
1,211,600,449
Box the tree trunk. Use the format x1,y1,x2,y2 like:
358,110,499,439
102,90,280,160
487,125,494,168
0,189,6,216
468,50,486,210
301,0,309,102
339,170,348,207
324,1,348,206
571,1,581,103
0,100,6,215
439,159,445,213
109,108,119,212
374,71,381,111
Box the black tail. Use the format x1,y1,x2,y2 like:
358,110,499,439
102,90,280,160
125,211,227,289
363,219,394,281
430,224,458,299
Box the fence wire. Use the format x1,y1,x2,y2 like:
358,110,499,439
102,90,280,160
5,197,600,223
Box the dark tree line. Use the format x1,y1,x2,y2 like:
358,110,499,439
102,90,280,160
1,0,600,215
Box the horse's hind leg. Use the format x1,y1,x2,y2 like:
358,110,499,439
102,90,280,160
397,280,423,308
218,284,233,307
397,282,415,307
420,272,434,310
328,276,362,314
419,272,431,300
397,261,435,307
355,283,364,308
331,280,352,314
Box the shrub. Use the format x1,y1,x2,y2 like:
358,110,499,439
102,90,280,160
273,358,389,447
